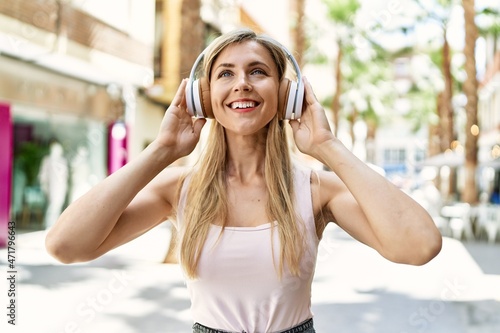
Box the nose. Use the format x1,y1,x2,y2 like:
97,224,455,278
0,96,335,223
234,74,252,92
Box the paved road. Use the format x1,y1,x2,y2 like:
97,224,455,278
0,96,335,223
1,223,499,333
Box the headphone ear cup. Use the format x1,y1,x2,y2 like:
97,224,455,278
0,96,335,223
278,78,291,120
294,79,305,119
280,78,298,120
192,79,205,118
198,77,213,118
185,78,196,117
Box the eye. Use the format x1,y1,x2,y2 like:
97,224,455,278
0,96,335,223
218,70,233,78
251,68,267,75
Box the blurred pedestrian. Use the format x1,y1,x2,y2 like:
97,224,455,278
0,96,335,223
45,28,442,333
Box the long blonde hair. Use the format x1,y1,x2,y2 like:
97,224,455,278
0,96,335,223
178,28,304,279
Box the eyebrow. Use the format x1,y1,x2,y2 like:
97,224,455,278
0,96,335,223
214,61,271,71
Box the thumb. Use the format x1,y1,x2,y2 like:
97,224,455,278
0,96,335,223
289,119,300,133
193,118,207,137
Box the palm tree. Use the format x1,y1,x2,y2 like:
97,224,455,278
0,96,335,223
341,41,396,161
403,52,443,156
370,0,459,198
439,26,455,153
410,0,457,155
320,0,400,159
323,0,361,136
461,0,479,203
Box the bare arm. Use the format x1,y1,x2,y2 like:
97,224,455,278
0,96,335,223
315,147,441,265
45,79,206,263
291,77,442,265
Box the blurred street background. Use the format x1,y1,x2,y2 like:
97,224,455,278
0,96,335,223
1,0,500,332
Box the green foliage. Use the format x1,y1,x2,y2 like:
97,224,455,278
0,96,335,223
476,7,500,36
404,85,439,133
307,52,330,65
323,0,360,23
14,142,49,186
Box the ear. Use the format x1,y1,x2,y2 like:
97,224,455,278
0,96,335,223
278,78,291,120
199,77,214,118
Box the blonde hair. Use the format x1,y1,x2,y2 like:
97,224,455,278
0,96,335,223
178,28,304,279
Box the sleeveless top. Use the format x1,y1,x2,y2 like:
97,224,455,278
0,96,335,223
175,164,319,332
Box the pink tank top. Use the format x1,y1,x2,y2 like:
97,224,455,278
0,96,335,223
176,165,319,332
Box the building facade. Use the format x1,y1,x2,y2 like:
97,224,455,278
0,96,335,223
0,0,158,237
0,0,298,241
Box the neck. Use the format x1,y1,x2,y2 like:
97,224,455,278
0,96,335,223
225,132,267,183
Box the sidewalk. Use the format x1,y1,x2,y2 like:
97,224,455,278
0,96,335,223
1,223,499,333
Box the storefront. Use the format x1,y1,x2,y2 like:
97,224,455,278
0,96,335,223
0,55,122,231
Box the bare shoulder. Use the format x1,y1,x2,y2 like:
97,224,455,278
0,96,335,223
309,169,348,228
311,169,346,206
144,165,192,210
152,165,191,185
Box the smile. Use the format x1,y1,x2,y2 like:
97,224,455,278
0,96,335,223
229,101,259,109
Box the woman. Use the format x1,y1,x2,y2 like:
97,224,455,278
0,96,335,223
46,29,442,333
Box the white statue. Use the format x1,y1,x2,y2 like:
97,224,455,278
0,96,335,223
39,141,68,228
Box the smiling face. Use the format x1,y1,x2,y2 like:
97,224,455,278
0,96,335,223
209,41,280,136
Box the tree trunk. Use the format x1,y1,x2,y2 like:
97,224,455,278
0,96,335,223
462,0,479,203
365,118,377,164
291,0,306,68
428,109,441,158
439,32,457,200
440,30,454,153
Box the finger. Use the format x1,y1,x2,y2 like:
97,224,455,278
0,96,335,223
303,76,318,106
171,79,188,108
193,118,207,136
289,119,300,133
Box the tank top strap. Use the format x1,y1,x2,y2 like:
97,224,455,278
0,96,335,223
292,163,317,240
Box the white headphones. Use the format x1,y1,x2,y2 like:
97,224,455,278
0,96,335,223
185,43,304,120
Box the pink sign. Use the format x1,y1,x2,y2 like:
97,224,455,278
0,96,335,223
0,102,13,247
107,121,128,174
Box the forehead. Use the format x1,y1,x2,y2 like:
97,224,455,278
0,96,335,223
211,40,277,70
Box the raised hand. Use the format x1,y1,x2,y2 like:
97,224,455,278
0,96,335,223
289,77,335,162
155,79,207,159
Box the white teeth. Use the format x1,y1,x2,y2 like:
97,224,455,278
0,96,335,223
230,101,255,109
